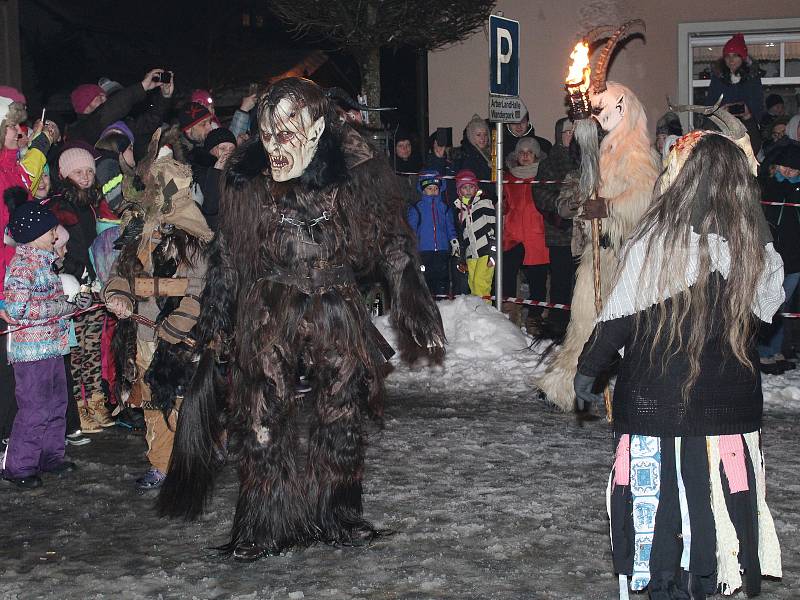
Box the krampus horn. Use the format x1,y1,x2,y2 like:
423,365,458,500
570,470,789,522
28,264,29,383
590,19,646,94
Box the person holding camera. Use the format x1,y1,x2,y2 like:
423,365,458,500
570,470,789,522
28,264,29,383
66,69,173,148
705,34,764,153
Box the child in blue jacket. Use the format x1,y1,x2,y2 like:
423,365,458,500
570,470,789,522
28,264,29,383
407,170,459,296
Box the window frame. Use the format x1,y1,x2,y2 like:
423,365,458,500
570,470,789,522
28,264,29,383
677,18,800,131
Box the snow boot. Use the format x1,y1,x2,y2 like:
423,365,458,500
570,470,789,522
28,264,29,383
78,405,103,434
89,393,115,428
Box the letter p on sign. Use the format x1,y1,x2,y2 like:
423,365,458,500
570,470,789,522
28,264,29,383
489,15,519,97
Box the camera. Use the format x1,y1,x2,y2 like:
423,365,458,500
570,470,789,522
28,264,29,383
153,71,172,84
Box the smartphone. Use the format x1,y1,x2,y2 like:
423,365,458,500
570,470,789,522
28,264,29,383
248,82,260,96
728,103,745,115
160,71,172,84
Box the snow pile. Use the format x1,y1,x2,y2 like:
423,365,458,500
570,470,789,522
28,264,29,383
375,295,545,395
376,294,800,414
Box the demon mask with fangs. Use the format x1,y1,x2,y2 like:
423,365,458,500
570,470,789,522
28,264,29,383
258,81,326,182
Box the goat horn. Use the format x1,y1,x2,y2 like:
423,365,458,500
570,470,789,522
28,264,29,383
590,19,646,94
667,94,722,115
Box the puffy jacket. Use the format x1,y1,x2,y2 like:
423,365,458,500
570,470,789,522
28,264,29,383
4,245,70,362
408,186,457,253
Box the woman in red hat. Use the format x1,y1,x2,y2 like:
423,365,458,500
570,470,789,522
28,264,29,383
706,33,764,127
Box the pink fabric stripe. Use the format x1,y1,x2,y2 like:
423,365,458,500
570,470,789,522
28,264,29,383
614,434,630,486
719,434,749,493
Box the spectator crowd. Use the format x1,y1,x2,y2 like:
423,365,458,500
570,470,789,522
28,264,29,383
1,31,799,491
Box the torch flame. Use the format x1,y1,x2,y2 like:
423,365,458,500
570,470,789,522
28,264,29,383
566,41,591,92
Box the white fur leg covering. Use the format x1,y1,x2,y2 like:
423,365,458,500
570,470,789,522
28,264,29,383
534,244,618,411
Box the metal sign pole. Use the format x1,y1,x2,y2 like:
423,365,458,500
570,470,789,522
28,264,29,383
495,122,503,311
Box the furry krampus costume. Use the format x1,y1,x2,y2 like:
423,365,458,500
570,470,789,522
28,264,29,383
103,129,212,484
157,78,445,561
536,21,660,412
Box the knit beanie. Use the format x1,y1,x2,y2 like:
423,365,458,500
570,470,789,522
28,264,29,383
59,147,96,178
515,136,542,158
723,33,748,59
765,94,784,111
8,201,59,244
773,145,800,171
204,127,236,153
418,170,442,192
465,115,489,148
100,120,135,146
455,169,479,194
98,77,123,96
71,84,105,114
0,86,25,105
191,89,214,109
179,102,212,132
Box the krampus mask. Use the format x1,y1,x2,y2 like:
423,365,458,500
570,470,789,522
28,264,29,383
258,86,326,181
586,20,645,133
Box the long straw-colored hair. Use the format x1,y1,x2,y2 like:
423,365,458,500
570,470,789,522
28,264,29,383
625,133,765,399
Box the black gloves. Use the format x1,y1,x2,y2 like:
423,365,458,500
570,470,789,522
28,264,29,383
574,372,602,412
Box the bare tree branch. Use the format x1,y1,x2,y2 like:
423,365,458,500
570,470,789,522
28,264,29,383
269,0,496,52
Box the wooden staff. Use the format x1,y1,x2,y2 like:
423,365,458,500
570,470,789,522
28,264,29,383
128,312,196,349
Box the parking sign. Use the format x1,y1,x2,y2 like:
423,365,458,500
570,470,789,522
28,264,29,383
489,15,519,97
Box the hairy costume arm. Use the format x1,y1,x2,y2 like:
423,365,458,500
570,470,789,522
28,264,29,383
381,220,446,364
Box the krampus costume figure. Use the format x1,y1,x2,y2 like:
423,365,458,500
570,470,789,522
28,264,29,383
536,21,660,412
157,78,445,561
103,129,212,487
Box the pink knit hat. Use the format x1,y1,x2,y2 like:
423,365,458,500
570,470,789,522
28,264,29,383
191,89,214,109
59,147,96,178
70,84,105,114
0,86,25,105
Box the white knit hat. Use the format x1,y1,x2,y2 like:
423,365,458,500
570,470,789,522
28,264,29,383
58,147,96,178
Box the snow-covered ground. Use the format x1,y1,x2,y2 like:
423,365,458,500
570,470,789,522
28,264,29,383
1,296,797,599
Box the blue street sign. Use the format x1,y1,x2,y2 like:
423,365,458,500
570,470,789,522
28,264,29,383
489,15,520,97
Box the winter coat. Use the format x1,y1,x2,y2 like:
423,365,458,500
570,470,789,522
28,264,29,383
762,175,800,274
454,191,495,260
44,193,114,283
0,133,51,305
67,83,147,147
95,151,125,213
200,167,222,231
455,137,492,196
503,167,549,265
408,189,458,253
4,245,70,363
706,60,764,122
173,133,215,206
535,142,578,248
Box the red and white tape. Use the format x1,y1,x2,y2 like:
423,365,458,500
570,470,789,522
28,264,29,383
434,294,570,310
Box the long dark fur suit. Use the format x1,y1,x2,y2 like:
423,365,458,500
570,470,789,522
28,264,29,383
158,81,445,556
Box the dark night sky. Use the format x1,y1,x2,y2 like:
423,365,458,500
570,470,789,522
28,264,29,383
19,0,421,133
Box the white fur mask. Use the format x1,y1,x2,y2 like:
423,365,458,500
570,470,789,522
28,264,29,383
259,98,326,182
